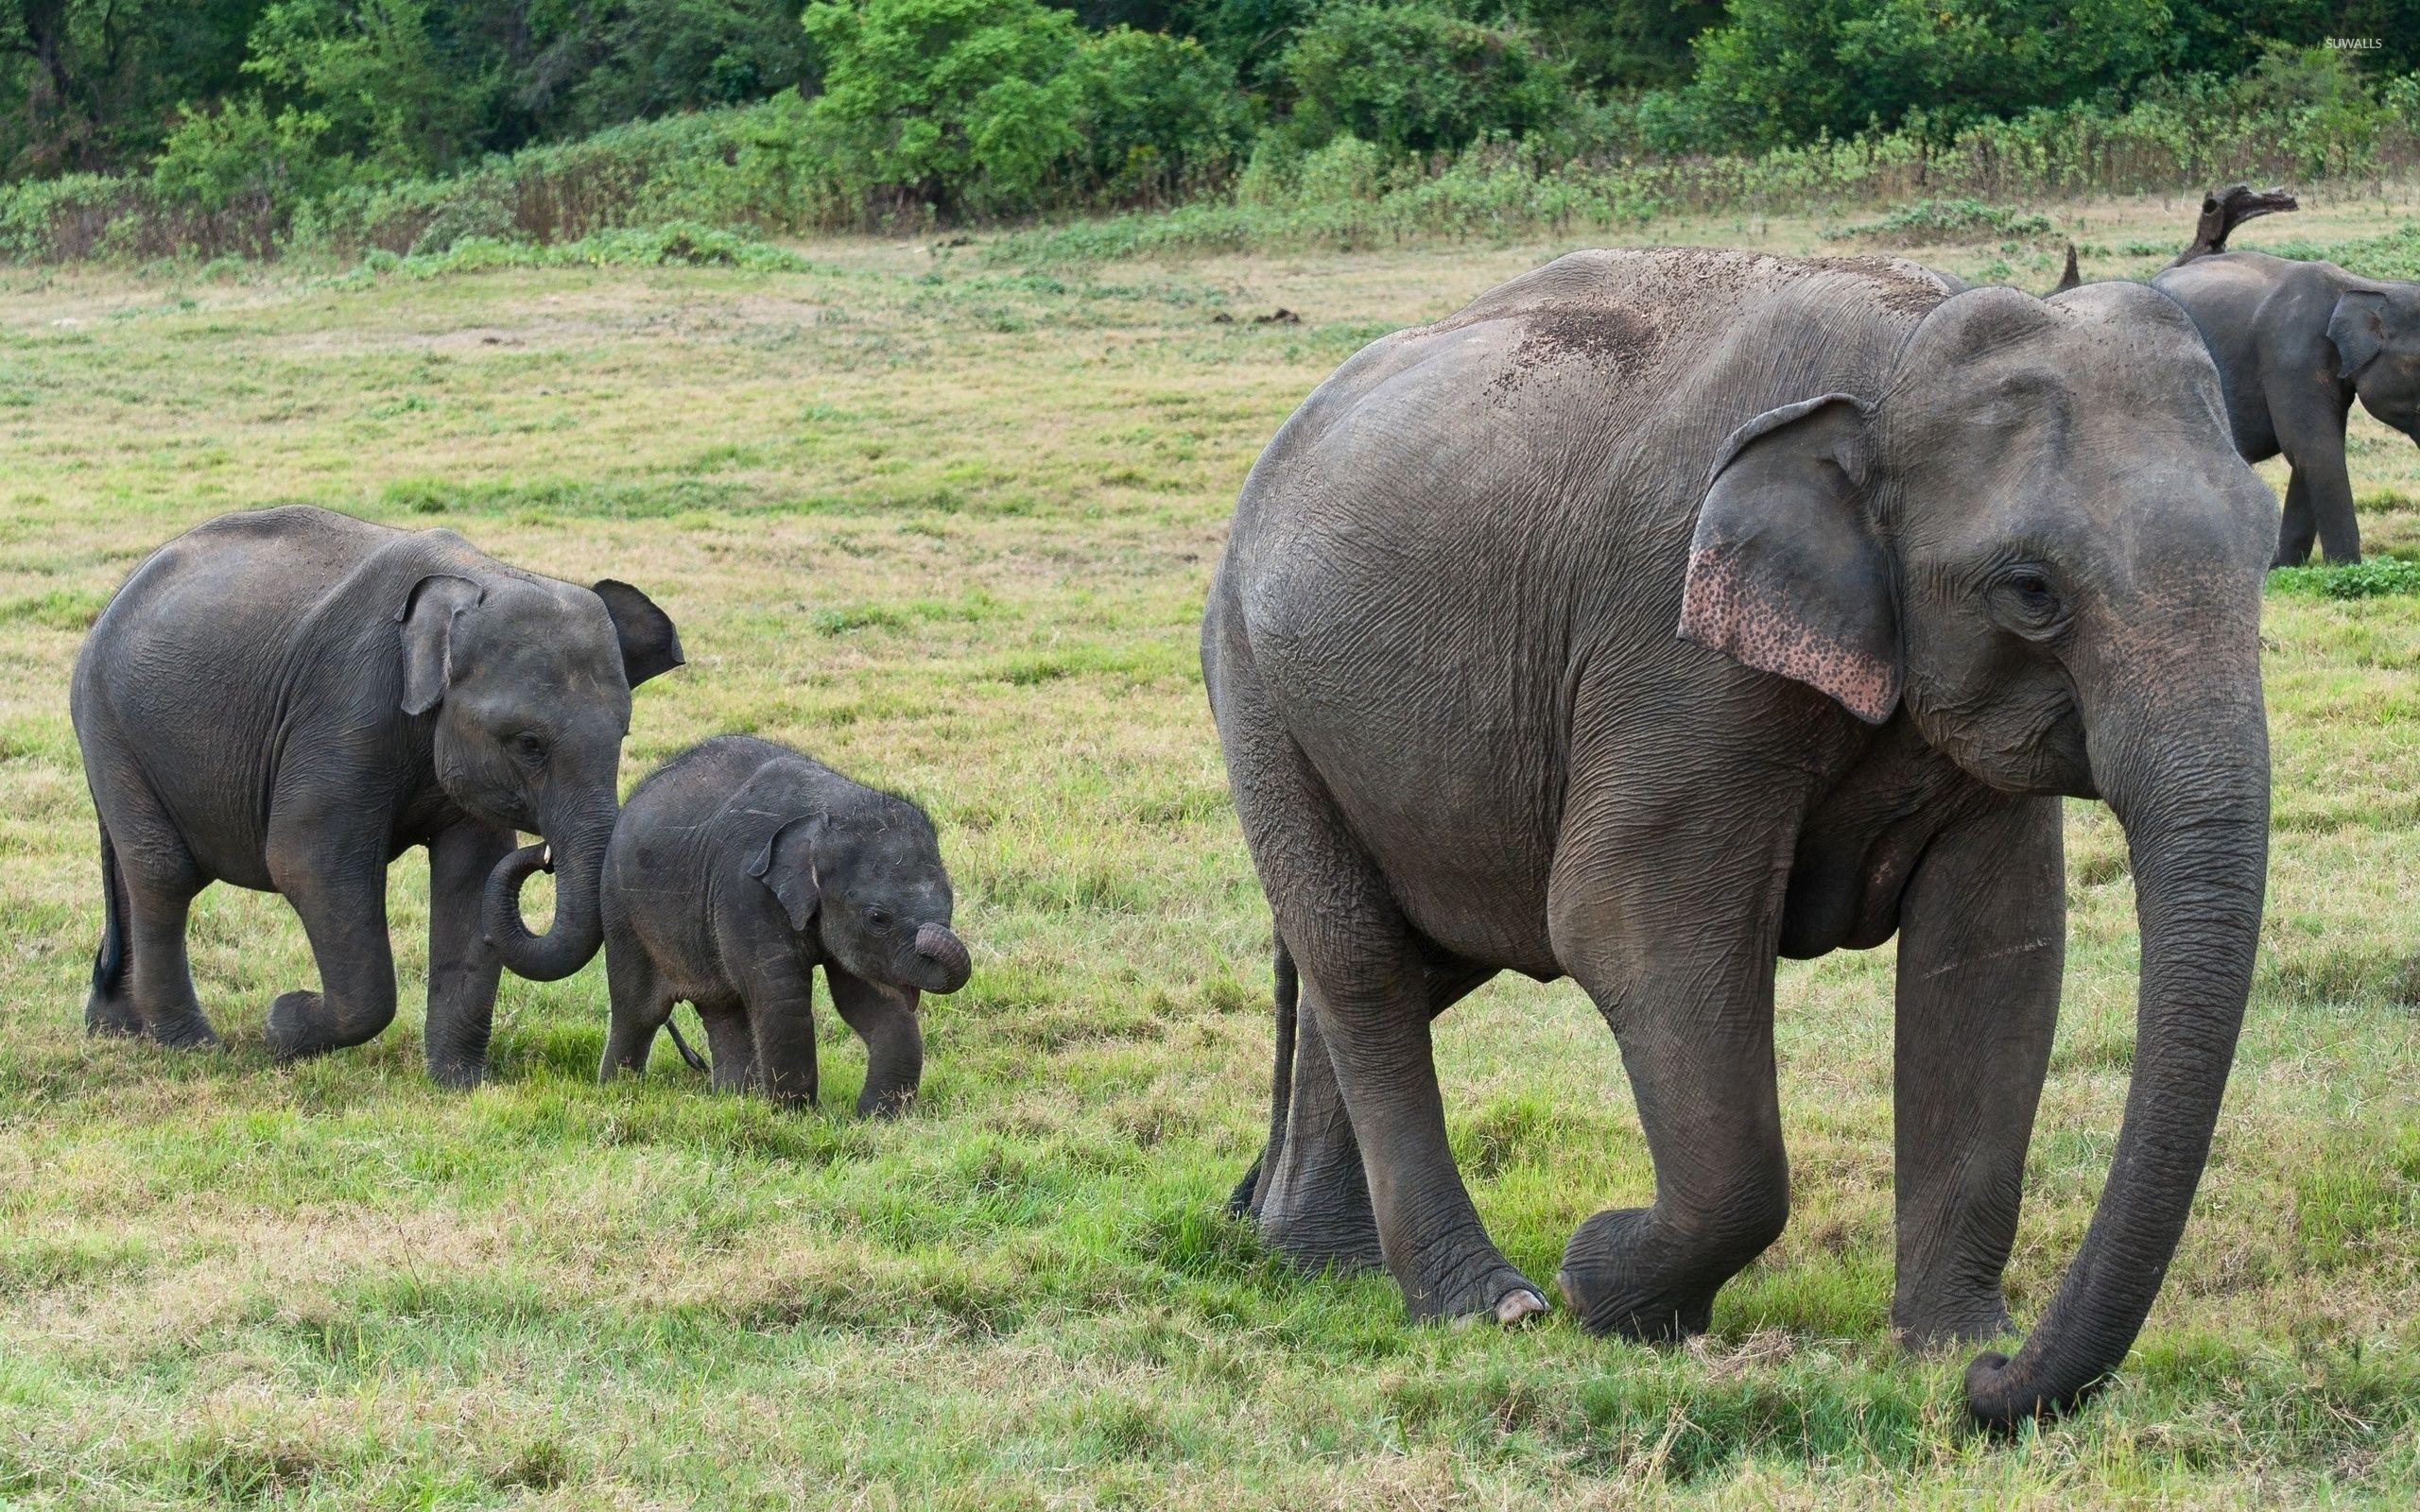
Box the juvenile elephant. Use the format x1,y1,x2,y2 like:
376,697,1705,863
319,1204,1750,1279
1206,249,2274,1427
73,505,683,1085
597,736,971,1112
2154,249,2420,564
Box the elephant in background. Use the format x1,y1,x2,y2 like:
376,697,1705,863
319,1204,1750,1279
73,505,683,1086
1206,248,2273,1427
2152,202,2420,565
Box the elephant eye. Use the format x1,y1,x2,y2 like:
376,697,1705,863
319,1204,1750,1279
1993,567,2068,639
866,907,894,934
511,731,550,765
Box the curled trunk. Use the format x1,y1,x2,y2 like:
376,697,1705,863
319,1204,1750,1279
910,922,972,994
483,799,615,983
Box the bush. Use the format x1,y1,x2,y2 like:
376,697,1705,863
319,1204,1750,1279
2268,558,2420,599
1685,0,2174,148
1273,3,1574,157
150,96,340,214
802,0,1092,217
1078,27,1251,201
1826,196,2052,245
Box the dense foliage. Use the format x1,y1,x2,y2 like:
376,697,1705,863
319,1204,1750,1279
8,0,2420,258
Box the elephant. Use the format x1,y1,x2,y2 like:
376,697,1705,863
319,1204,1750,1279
72,505,683,1086
2153,248,2418,565
1203,247,2274,1428
596,735,972,1113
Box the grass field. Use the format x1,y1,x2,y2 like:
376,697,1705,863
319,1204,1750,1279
2,190,2417,1508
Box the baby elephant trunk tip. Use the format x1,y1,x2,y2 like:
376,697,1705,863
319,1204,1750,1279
913,922,972,994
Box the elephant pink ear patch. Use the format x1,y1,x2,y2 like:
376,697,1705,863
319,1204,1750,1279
1680,544,1901,724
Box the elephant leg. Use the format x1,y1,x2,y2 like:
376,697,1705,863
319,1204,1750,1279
1549,769,1801,1342
262,814,396,1062
1249,952,1497,1274
1214,629,1539,1322
425,821,512,1087
699,1001,757,1093
828,965,923,1117
1893,799,2064,1348
731,947,818,1108
600,926,673,1081
2273,388,2360,563
1252,989,1380,1269
82,762,216,1048
2273,468,2319,568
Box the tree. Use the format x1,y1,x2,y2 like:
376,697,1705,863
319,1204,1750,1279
1685,0,2173,146
802,0,1091,215
1275,2,1572,156
1,0,267,174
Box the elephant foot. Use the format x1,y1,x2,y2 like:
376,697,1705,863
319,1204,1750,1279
264,989,386,1062
1403,1244,1549,1326
1450,1282,1552,1329
424,1051,487,1091
1255,1166,1386,1275
1892,1296,2014,1353
106,1006,220,1051
84,989,144,1038
1555,1207,1742,1342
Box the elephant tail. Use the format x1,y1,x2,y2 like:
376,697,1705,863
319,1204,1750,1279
1226,932,1300,1219
665,1015,710,1073
91,822,128,998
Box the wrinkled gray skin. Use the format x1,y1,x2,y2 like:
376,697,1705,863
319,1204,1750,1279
73,505,683,1086
598,736,971,1114
2153,249,2420,564
1205,249,2273,1428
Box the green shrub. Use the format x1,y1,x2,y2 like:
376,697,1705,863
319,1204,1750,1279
1684,0,2174,148
2268,558,2420,599
1078,28,1252,201
802,0,1092,218
150,97,340,214
1826,197,2052,245
242,0,489,178
1273,3,1574,157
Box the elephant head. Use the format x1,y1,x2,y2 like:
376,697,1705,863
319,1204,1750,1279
2326,281,2420,440
397,571,683,983
751,798,969,1111
1682,284,2274,1426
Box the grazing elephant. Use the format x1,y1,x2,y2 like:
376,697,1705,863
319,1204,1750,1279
596,736,971,1113
2154,249,2419,565
73,505,683,1085
1205,248,2274,1428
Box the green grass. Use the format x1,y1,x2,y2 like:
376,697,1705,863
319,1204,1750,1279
0,198,2416,1508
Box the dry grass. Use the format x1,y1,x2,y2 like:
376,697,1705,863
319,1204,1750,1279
0,189,2413,1507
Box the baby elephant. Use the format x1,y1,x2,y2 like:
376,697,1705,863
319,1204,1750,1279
600,736,971,1113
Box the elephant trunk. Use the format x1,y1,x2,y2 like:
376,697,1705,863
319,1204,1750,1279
910,922,972,995
1966,668,2269,1428
482,795,616,983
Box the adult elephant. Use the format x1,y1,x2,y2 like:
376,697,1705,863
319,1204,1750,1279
2154,249,2420,565
73,505,683,1086
1204,249,2274,1428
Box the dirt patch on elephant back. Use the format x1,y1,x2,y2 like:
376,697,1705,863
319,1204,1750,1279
1522,306,1657,366
1490,306,1660,396
1803,254,1957,315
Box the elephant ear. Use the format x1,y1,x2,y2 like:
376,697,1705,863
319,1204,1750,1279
592,579,686,689
2328,289,2390,380
395,574,485,716
1679,393,1901,725
749,814,827,933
